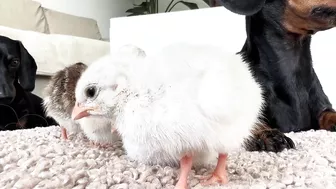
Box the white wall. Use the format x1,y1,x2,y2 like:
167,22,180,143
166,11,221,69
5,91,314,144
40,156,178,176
311,27,336,107
131,0,209,13
33,0,134,39
109,7,246,55
159,0,209,12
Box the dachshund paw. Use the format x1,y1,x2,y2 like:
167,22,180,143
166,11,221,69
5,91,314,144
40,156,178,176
319,111,336,131
244,126,295,152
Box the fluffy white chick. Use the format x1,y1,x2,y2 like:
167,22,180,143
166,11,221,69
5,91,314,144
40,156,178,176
71,42,265,189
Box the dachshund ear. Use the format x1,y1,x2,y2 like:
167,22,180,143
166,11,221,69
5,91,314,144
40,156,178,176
17,41,37,92
220,0,266,16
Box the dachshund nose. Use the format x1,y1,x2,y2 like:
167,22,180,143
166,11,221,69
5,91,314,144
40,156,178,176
0,85,15,104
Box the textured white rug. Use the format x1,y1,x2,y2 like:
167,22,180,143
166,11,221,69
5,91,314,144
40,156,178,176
0,126,335,189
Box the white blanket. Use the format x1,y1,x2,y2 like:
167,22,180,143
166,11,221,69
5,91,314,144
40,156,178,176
0,126,335,189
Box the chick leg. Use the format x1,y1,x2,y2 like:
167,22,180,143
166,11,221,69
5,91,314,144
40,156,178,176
61,126,68,140
200,153,228,186
175,155,193,189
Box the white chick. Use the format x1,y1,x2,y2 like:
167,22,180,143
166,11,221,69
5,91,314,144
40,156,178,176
71,43,264,189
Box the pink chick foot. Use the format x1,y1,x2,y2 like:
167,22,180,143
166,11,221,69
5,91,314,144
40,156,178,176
200,153,228,186
61,126,68,140
175,155,193,189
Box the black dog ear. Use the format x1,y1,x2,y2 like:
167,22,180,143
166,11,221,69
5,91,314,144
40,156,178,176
220,0,266,16
17,41,37,92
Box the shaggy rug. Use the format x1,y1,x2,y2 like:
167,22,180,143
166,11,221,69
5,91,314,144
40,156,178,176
0,126,335,189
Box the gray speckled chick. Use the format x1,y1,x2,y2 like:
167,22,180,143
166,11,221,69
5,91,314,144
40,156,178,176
43,62,86,139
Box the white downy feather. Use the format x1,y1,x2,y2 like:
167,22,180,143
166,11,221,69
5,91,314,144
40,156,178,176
77,117,120,144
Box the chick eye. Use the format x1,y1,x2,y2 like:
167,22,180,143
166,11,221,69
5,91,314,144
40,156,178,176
85,86,97,98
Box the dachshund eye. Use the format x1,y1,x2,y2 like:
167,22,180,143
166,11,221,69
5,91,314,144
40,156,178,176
10,59,20,68
85,86,98,99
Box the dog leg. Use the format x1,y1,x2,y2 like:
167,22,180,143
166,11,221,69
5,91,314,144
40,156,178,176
244,124,295,152
308,70,335,131
319,111,336,131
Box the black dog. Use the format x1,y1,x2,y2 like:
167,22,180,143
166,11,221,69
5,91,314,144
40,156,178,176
220,0,336,152
0,35,57,130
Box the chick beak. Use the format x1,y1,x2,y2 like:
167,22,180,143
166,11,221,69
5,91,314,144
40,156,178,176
72,102,91,120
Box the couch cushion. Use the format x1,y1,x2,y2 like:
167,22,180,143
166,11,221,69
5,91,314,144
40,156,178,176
44,8,102,40
0,0,49,33
0,25,109,77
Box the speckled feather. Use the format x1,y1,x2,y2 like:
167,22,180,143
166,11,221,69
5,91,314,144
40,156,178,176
43,62,87,116
42,62,87,135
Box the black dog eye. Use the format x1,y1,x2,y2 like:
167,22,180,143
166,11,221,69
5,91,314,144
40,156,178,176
10,59,20,68
85,86,97,98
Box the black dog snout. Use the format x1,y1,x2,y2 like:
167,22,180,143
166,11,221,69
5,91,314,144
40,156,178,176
0,84,15,104
311,6,336,19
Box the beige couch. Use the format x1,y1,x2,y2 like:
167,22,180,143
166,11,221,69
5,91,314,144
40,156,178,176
0,0,110,97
